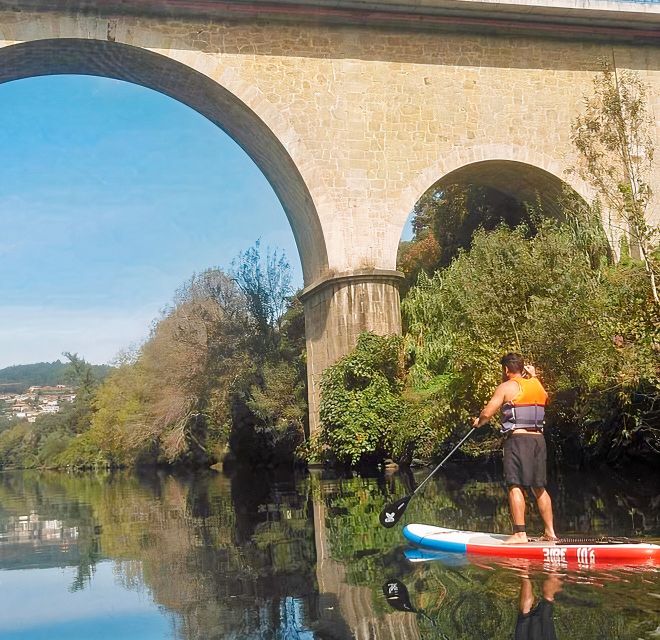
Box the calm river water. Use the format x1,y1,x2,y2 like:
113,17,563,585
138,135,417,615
0,464,658,639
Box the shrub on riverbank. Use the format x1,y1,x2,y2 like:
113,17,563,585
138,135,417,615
401,217,659,465
315,333,408,465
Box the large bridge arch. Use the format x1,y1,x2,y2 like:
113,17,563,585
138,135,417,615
0,37,329,285
0,36,344,432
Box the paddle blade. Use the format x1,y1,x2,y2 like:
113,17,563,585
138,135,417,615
382,579,416,612
379,495,411,528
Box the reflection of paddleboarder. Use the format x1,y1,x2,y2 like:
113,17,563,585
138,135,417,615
515,572,562,640
383,570,562,640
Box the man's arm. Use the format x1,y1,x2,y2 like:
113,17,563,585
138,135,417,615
472,383,509,428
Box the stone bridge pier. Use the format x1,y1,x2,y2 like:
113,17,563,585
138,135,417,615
1,1,658,434
301,270,404,433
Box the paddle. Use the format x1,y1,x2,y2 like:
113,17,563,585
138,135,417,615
382,579,439,629
382,579,416,612
379,427,475,528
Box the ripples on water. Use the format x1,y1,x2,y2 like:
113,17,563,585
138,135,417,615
0,465,657,639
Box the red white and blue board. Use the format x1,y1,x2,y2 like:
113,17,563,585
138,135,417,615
403,524,660,567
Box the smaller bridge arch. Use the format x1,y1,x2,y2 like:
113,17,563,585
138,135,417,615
436,159,582,219
392,146,595,265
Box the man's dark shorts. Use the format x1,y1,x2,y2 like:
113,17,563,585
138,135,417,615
503,433,547,487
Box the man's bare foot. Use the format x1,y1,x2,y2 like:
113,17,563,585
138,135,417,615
503,532,528,544
541,531,558,542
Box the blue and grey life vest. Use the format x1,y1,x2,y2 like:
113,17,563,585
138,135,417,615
501,377,548,433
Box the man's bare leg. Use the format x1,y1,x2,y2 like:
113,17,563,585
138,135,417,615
532,487,557,541
504,485,528,544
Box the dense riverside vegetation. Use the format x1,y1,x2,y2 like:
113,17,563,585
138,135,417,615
314,215,659,468
0,243,308,470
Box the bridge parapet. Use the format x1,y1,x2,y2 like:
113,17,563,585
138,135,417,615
0,0,658,42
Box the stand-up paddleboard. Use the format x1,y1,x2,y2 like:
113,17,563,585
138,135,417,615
403,524,660,566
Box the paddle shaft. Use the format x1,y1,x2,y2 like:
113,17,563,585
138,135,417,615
411,428,476,498
378,426,476,527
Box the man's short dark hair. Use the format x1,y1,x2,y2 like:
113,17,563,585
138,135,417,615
501,352,525,374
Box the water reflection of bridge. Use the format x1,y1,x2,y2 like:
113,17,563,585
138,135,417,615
314,496,421,640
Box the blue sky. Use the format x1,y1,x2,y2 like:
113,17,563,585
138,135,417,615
0,75,303,368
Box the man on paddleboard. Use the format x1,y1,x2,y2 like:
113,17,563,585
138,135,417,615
472,353,557,544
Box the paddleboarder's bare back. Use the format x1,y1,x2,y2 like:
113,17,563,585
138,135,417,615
472,353,557,545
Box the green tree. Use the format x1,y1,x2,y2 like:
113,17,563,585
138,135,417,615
30,243,305,470
229,295,308,466
231,240,293,355
570,62,658,304
61,352,99,435
61,250,306,470
398,184,532,292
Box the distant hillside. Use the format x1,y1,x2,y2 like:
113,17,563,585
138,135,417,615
0,360,113,393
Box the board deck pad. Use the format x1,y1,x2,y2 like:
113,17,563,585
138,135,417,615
403,524,660,566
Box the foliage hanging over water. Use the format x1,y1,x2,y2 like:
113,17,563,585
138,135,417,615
314,333,417,466
316,205,658,467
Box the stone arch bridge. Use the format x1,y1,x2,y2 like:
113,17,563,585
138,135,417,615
1,0,658,432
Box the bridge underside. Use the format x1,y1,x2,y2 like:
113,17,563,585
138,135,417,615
438,160,575,219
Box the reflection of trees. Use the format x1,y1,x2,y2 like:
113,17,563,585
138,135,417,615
2,466,657,639
104,470,319,639
399,557,659,640
0,469,320,638
0,471,103,589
